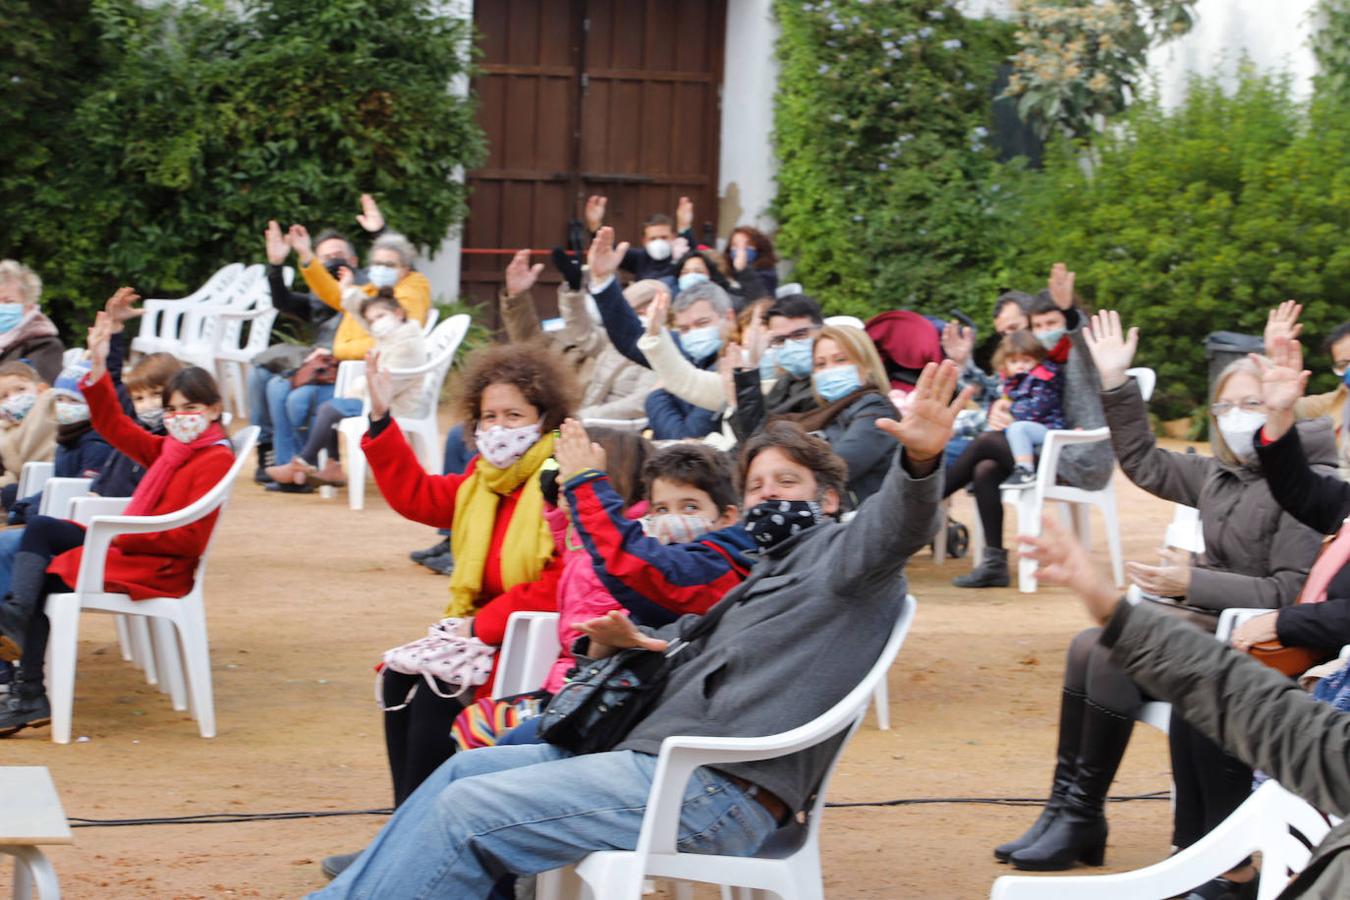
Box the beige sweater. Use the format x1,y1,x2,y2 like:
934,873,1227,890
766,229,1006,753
339,288,429,417
0,390,58,487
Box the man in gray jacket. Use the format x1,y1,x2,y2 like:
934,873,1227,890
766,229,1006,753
311,361,973,900
1022,516,1350,899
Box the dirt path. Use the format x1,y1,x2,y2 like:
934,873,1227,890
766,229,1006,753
2,443,1197,898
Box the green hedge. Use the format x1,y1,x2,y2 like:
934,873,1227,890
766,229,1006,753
1000,70,1350,419
772,0,1019,319
1,0,483,333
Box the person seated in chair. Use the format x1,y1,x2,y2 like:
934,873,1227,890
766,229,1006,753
308,361,969,899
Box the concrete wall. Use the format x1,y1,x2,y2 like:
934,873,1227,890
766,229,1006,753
717,0,780,238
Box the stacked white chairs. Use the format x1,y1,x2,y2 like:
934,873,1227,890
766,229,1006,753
420,306,440,338
16,461,54,501
42,426,259,743
325,314,471,510
990,780,1333,900
969,367,1156,593
536,595,917,900
131,262,247,356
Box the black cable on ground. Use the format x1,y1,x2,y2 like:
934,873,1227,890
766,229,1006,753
67,791,1170,828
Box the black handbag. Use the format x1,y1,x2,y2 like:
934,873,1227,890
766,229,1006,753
538,593,739,754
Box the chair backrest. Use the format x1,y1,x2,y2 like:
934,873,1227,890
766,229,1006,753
135,262,247,347
420,306,440,337
183,426,260,585
492,611,562,699
404,314,472,419
17,460,54,499
1126,366,1157,402
187,265,270,350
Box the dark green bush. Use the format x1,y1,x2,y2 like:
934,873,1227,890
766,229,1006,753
1,0,483,333
772,0,1019,320
1001,68,1350,418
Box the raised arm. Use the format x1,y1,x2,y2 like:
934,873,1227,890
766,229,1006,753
635,291,724,411
84,305,165,467
588,227,650,367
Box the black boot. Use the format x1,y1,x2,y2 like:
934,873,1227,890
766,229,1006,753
994,688,1085,861
1010,699,1135,871
953,547,1010,588
0,674,49,737
254,442,275,484
0,551,52,656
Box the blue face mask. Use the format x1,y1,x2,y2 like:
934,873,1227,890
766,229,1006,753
813,364,862,403
679,325,723,361
367,264,399,289
743,247,758,265
775,338,814,379
0,304,23,334
1034,328,1066,351
677,272,709,293
758,348,779,380
1341,368,1350,388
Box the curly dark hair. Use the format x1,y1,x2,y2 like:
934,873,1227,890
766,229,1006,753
738,420,848,505
454,340,580,433
725,226,778,271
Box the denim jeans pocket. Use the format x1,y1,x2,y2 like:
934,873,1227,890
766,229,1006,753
677,772,777,858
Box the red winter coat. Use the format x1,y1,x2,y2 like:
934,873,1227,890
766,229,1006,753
47,374,234,600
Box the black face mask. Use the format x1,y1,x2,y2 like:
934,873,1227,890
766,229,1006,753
743,499,825,550
323,258,348,280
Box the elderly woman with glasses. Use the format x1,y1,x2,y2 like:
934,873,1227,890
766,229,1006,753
991,309,1333,894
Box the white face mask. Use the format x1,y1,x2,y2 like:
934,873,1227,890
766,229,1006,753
369,316,399,338
165,412,210,444
644,238,672,261
54,401,90,425
641,513,714,545
473,423,542,470
136,404,164,429
368,264,400,288
1217,408,1267,462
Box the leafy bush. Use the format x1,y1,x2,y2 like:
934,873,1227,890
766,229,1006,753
1001,68,1350,418
772,0,1019,320
1,0,483,334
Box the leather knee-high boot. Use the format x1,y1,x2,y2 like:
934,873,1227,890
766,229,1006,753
1010,699,1135,871
995,688,1085,861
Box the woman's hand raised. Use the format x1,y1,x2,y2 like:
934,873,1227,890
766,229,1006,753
1251,335,1309,444
1082,310,1138,391
365,350,393,420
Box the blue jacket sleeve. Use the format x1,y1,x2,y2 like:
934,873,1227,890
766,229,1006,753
645,389,718,440
108,332,134,415
592,278,649,368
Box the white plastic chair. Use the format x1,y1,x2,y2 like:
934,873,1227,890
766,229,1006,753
17,461,54,500
37,477,94,518
131,262,247,356
333,315,471,510
420,306,440,337
579,417,650,433
990,780,1333,900
1165,503,1205,554
1,766,71,900
973,368,1157,593
42,426,259,743
492,611,562,699
823,315,866,331
536,595,918,900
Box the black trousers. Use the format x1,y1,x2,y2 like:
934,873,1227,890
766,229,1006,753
16,516,86,692
381,670,465,807
1169,711,1253,849
942,431,1015,549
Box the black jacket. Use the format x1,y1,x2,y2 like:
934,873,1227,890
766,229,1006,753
729,369,818,442
267,264,340,349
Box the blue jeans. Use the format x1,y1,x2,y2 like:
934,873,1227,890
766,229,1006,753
309,743,778,899
266,379,335,463
247,367,277,443
944,435,972,471
437,423,477,538
0,527,24,598
1005,420,1049,462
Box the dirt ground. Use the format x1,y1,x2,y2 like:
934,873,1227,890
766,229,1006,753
1,439,1199,899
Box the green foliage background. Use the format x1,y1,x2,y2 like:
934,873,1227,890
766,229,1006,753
0,0,483,333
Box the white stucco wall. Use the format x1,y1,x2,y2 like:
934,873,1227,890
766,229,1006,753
420,0,472,302
718,0,781,237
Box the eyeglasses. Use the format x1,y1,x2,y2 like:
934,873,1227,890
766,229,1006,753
767,326,818,349
1209,399,1266,417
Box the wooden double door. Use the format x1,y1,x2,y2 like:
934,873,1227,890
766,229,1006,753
463,0,727,322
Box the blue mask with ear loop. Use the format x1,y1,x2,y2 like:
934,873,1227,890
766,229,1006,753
759,348,779,380
1342,368,1350,388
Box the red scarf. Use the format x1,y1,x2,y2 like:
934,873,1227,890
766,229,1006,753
122,423,229,517
1300,519,1350,606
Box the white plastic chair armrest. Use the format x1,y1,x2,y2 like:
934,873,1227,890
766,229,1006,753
1216,607,1277,643
72,488,230,594
40,477,94,518
68,496,131,527
213,307,273,320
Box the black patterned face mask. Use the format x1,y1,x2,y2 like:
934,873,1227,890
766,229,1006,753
743,499,825,550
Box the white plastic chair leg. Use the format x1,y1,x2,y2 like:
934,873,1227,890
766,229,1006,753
44,594,81,745
130,616,158,685
114,614,133,662
4,844,61,900
151,617,188,712
872,678,890,730
536,867,586,900
672,882,694,900
342,426,367,511
1102,489,1125,588
1015,493,1041,593
316,450,337,501
176,597,216,738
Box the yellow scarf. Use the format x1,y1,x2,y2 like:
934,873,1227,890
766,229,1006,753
446,432,557,617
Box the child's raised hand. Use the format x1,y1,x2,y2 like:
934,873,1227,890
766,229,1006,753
365,349,394,419
555,418,607,480
86,309,115,382
103,286,143,331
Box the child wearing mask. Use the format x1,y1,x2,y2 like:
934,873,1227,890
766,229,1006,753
0,305,235,735
995,329,1066,489
0,362,56,497
267,294,426,487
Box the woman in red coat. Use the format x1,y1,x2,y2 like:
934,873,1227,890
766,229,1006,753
0,298,234,737
357,340,578,808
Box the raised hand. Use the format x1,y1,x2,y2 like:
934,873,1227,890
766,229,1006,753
719,344,741,408
941,321,975,368
1082,309,1139,391
555,418,607,480
875,360,975,464
1048,262,1075,310
288,224,314,265
575,609,667,657
645,289,671,338
1264,300,1303,357
365,349,394,419
584,195,608,233
676,195,694,232
1018,514,1121,623
587,226,629,288
671,235,690,261
504,249,544,297
264,219,290,265
103,286,143,333
742,312,768,366
86,309,116,382
1252,336,1309,413
732,245,749,272
356,193,385,233
337,267,355,290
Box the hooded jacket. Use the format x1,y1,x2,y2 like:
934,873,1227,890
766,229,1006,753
1103,378,1333,611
